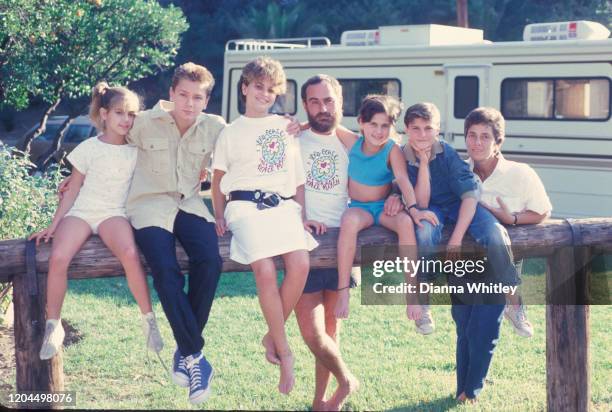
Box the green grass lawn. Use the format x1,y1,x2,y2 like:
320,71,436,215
3,259,611,411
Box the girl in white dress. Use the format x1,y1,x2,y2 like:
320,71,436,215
212,57,317,394
30,83,163,360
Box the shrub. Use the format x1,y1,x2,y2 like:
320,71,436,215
0,143,64,319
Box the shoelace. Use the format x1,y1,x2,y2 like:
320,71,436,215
416,311,431,326
43,323,54,344
189,368,202,391
43,323,61,345
179,356,188,372
516,306,527,322
186,353,205,392
186,352,204,369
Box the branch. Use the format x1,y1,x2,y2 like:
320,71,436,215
98,50,130,81
17,89,63,153
35,115,74,172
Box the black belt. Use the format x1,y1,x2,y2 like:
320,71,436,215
228,190,291,209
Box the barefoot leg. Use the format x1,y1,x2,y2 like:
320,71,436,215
251,258,295,394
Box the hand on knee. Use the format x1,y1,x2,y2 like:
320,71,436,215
415,222,439,246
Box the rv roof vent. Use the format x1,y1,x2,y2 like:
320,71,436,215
378,24,483,46
340,29,380,46
523,21,610,41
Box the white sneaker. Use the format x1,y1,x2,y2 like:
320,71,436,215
504,304,534,338
39,319,65,360
415,306,435,335
142,312,164,353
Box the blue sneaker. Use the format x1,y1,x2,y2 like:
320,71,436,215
185,351,213,404
172,348,189,387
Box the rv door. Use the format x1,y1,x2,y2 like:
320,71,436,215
443,65,491,149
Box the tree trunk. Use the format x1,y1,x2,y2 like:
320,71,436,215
35,115,75,172
457,0,469,28
17,97,62,153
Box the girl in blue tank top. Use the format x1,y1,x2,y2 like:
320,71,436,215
334,95,439,321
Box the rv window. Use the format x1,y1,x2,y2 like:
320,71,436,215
502,79,553,119
501,78,610,121
338,79,401,117
237,80,297,115
454,76,479,119
555,79,610,120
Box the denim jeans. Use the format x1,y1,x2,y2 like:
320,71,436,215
134,210,222,357
414,201,519,286
451,302,504,398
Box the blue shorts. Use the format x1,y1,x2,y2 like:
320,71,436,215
349,199,385,225
303,268,358,294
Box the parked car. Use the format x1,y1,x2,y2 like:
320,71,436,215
20,115,97,167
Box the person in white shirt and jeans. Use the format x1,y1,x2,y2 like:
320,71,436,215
465,107,552,338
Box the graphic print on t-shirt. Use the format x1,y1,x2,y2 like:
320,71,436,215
257,128,286,173
306,148,340,192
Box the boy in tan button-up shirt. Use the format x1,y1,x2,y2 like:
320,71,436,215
128,63,224,405
128,62,299,403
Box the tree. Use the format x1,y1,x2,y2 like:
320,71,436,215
467,0,611,41
226,1,327,39
0,0,50,109
2,0,188,170
93,0,611,115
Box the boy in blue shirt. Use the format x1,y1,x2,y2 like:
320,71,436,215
388,102,518,334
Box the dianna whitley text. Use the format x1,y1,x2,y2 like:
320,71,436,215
372,282,518,295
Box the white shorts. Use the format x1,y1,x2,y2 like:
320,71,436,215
65,208,127,234
225,199,318,265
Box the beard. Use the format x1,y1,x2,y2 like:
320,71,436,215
307,111,339,134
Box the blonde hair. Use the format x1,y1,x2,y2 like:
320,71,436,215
239,57,287,102
89,82,140,130
171,62,215,96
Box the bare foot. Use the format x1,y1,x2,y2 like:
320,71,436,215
334,289,350,319
261,333,280,365
326,373,359,411
312,399,327,411
278,351,295,395
457,392,476,404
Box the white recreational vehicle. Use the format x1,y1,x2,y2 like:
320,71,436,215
222,21,612,218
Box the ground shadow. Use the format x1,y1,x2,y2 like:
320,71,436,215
65,270,267,305
387,394,458,412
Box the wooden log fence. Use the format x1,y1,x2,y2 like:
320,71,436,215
1,217,611,410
